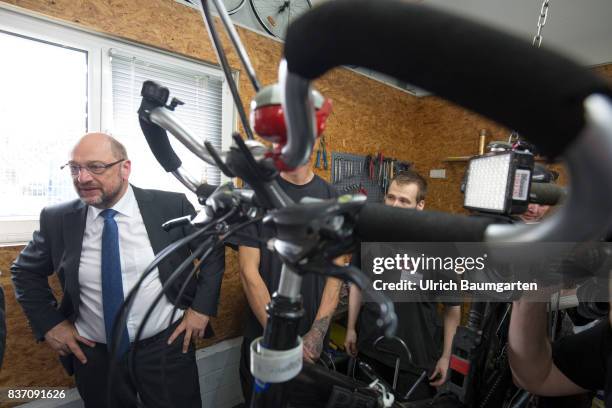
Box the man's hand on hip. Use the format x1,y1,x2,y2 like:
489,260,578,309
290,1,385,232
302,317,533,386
44,320,95,364
168,308,210,353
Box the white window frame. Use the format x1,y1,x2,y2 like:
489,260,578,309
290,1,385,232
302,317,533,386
0,3,235,244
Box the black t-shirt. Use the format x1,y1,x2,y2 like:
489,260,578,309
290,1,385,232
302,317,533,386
234,175,338,340
353,247,459,375
552,319,612,404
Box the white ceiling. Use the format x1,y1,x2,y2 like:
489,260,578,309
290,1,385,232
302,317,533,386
229,1,612,65
220,0,612,95
409,0,612,66
312,0,612,65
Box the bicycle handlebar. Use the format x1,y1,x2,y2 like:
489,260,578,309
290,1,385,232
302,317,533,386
281,0,612,243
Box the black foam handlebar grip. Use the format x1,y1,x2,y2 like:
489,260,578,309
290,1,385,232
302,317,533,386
357,204,493,242
138,117,182,173
284,0,612,158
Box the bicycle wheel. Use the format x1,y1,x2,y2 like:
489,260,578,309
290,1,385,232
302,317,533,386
218,0,246,15
249,0,311,40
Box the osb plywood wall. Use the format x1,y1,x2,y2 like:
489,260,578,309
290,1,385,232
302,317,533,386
1,0,611,394
0,246,75,394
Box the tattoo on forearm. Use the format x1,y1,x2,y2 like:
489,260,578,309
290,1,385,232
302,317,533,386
303,315,331,359
312,315,331,337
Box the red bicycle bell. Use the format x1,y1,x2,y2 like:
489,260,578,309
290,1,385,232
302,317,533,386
250,83,332,170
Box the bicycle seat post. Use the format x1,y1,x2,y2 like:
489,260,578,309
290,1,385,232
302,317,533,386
250,264,305,407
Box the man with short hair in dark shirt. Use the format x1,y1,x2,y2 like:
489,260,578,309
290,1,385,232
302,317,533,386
345,170,461,400
235,154,341,404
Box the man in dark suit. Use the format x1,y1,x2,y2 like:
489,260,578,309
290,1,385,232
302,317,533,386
11,133,224,408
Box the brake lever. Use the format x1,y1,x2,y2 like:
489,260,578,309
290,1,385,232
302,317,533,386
162,215,192,231
191,206,216,226
300,263,397,337
193,183,263,231
345,265,397,337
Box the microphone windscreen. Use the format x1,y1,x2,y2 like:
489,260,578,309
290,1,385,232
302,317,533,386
529,183,566,206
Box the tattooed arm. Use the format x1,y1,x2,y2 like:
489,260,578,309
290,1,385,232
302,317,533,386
303,277,341,362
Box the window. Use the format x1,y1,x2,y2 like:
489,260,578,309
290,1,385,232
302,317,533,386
0,31,86,218
0,5,234,243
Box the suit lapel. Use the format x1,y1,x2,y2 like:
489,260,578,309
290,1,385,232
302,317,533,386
132,185,169,255
62,200,87,310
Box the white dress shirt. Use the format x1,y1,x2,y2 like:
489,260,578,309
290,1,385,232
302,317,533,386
75,185,182,343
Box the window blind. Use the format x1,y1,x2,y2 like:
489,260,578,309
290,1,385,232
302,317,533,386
109,49,224,193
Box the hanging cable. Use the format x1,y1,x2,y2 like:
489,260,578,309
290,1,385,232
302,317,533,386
106,222,218,407
156,213,265,406
130,236,215,407
126,207,247,405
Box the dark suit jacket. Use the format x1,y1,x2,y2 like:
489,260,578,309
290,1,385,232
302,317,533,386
0,286,5,369
11,186,224,343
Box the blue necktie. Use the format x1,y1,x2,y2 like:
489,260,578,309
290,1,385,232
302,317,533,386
100,209,130,357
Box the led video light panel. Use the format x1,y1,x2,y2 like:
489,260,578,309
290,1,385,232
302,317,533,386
464,153,511,212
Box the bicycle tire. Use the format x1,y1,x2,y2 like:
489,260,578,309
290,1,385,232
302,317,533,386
249,0,312,40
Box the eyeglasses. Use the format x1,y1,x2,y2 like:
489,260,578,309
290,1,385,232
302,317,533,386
61,159,125,176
